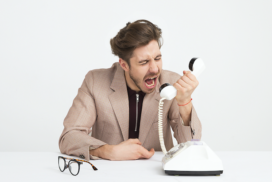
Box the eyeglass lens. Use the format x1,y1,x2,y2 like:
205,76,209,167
69,161,80,176
58,158,65,172
59,157,80,176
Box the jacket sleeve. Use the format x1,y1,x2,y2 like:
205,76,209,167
168,98,202,144
58,71,107,160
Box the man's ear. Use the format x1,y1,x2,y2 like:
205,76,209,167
119,58,129,72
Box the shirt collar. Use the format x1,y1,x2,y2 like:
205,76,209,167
127,84,146,97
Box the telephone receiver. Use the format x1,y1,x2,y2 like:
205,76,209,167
157,58,223,176
159,58,205,100
157,57,206,155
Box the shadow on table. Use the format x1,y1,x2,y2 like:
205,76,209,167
44,167,71,176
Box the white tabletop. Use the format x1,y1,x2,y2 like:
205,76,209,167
0,151,271,182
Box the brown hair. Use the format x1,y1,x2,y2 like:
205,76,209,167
110,19,163,67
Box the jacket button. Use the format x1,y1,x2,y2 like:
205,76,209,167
79,155,85,159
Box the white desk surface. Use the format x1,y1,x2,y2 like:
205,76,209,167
0,151,271,182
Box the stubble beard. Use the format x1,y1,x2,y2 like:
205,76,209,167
129,71,143,91
129,70,155,94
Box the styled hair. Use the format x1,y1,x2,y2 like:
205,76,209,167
110,19,163,67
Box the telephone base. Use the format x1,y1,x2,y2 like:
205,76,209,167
162,141,224,176
165,170,223,176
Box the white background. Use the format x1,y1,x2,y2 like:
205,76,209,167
0,0,271,152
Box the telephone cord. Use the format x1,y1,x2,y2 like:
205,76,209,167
158,98,167,154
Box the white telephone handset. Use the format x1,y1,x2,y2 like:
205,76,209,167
159,58,205,101
158,58,223,176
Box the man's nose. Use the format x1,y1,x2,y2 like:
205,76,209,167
149,60,159,74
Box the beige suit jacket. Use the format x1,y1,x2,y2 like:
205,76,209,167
59,62,202,160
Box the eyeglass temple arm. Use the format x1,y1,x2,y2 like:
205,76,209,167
62,157,98,171
84,161,98,170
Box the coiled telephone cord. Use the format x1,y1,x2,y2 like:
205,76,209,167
158,98,167,154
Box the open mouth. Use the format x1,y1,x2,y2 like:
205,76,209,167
144,76,158,88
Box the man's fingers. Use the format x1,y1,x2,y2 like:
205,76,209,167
145,148,155,158
178,78,192,90
127,138,142,145
173,82,186,93
139,147,155,159
149,148,155,155
181,75,194,86
183,70,197,83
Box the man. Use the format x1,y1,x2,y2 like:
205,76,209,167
59,19,202,161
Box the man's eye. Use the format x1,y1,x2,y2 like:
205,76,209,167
155,58,161,60
141,61,148,65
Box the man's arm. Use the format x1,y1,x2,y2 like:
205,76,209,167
177,98,192,126
59,71,155,161
89,139,155,161
59,71,106,160
168,98,202,144
168,70,202,143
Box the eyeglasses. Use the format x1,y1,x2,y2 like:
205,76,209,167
58,156,98,176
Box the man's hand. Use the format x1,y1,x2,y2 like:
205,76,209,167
173,70,199,105
90,139,155,161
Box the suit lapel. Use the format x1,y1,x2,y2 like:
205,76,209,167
138,78,161,145
108,64,129,141
108,63,162,144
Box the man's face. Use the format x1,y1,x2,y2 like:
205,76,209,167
126,40,162,94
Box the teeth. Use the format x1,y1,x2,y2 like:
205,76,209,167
147,76,157,80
